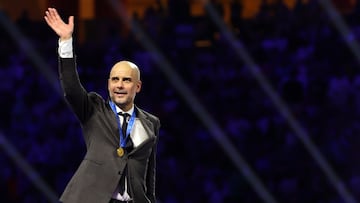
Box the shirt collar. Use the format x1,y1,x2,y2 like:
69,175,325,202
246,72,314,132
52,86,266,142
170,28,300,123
115,104,134,116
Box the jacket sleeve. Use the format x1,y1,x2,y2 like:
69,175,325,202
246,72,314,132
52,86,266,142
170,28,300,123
146,117,160,202
58,57,93,123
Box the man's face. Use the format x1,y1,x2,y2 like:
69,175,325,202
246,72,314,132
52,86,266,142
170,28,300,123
108,61,141,111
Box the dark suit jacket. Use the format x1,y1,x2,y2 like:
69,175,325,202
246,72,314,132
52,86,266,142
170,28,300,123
58,58,160,203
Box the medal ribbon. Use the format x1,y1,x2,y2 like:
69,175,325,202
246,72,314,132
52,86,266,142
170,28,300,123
109,101,136,148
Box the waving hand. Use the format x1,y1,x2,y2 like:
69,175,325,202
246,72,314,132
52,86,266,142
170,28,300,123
44,8,74,41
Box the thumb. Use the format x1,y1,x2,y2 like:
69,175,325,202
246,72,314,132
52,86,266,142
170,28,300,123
68,16,74,27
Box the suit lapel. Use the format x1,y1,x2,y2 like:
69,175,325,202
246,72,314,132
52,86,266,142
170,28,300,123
129,107,156,153
136,107,155,139
106,101,121,145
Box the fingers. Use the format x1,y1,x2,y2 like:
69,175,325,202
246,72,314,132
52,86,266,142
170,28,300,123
50,8,59,20
44,8,55,25
44,8,64,25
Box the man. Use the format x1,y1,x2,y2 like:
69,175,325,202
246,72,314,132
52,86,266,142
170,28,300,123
44,8,160,203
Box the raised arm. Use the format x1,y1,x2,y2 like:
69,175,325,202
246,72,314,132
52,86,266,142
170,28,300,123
44,8,74,41
45,8,91,122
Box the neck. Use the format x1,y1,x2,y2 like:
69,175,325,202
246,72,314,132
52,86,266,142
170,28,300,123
119,103,133,112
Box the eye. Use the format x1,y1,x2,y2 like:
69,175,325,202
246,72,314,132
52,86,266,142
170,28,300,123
123,77,132,83
110,77,119,82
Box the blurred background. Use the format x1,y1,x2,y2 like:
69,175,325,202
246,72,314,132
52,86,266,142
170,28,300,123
1,0,360,202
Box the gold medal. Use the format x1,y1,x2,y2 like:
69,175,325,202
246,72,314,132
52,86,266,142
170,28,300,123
117,147,124,157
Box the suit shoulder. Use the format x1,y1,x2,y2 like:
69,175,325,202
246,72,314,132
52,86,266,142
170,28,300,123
88,92,107,107
138,108,160,122
88,91,103,99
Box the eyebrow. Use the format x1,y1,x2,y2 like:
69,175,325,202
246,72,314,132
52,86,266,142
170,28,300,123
110,76,132,81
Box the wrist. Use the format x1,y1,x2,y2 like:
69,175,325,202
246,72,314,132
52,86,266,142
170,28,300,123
60,35,72,42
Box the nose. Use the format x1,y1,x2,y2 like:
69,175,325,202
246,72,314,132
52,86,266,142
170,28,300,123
116,80,125,88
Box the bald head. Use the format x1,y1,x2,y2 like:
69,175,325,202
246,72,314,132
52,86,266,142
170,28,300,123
109,60,140,81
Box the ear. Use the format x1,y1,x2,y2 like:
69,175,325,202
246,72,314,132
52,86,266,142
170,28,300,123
136,81,142,93
107,78,111,90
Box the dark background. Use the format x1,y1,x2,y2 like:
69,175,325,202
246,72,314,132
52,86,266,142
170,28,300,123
1,0,360,202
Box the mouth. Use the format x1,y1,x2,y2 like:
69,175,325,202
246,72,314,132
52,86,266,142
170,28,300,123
114,91,127,96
